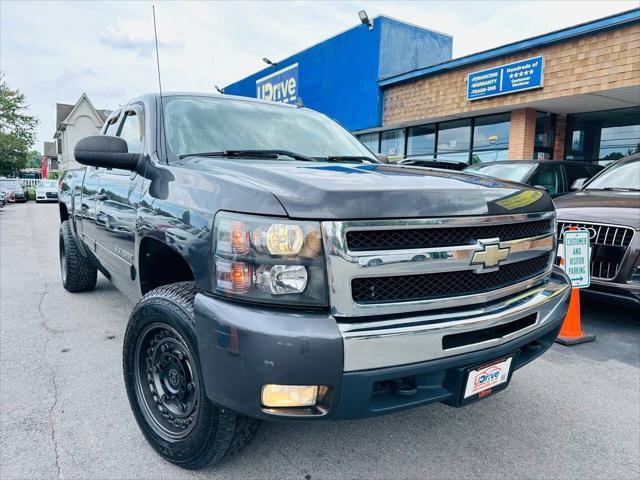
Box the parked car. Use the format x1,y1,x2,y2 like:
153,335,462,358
555,154,640,307
35,179,59,203
59,92,571,469
464,160,603,198
0,178,27,202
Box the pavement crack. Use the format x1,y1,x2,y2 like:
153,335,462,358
37,284,63,479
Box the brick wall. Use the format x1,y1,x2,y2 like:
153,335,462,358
382,23,640,126
553,114,568,160
508,109,537,159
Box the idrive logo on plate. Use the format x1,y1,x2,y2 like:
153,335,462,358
474,366,502,387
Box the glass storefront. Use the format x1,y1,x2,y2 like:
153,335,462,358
472,114,510,163
534,112,556,160
358,113,510,164
565,107,640,165
381,129,405,160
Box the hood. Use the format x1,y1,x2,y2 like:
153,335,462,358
554,190,640,229
180,158,554,219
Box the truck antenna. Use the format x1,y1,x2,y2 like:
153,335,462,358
152,5,168,163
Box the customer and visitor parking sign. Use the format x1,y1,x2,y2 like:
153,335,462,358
561,230,591,288
467,56,544,100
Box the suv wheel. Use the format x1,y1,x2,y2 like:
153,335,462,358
59,220,97,292
123,282,259,469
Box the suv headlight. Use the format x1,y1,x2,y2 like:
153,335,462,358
213,211,327,306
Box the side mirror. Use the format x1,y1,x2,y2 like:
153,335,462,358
376,154,389,164
533,185,549,192
571,178,588,190
74,135,141,171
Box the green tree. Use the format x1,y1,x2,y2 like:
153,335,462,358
27,149,42,168
0,73,39,176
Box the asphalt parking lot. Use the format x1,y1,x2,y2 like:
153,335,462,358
1,201,639,480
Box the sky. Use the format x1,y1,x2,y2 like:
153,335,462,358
1,0,638,151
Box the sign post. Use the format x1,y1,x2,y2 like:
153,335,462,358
556,229,595,345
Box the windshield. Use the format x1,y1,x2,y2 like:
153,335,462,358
464,163,534,182
38,180,57,187
163,96,376,161
586,159,640,190
0,180,22,190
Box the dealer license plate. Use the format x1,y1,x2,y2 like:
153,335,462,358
463,356,513,399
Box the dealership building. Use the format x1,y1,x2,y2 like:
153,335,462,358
225,8,639,165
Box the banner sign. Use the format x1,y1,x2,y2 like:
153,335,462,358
256,63,298,104
467,56,544,101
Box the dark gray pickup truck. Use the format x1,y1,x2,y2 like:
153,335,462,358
59,92,571,469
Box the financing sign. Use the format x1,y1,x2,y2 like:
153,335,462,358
467,56,544,101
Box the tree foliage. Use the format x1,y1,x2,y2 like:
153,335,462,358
0,73,39,176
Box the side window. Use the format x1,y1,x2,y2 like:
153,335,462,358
529,165,562,196
564,164,592,189
118,109,143,153
103,116,120,136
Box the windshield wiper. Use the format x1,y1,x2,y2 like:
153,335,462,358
317,155,374,163
179,149,316,162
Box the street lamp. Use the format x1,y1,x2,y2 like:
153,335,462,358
358,10,373,30
262,57,277,68
214,85,224,94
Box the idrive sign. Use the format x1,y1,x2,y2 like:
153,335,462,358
256,63,298,104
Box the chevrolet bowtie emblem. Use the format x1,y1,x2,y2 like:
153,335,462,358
471,240,510,272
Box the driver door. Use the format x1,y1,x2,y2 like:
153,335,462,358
93,104,145,293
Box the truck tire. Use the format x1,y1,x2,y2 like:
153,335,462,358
123,282,259,469
59,220,97,292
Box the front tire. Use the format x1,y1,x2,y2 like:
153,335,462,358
59,220,97,292
123,282,259,469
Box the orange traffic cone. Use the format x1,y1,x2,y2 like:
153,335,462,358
555,288,595,345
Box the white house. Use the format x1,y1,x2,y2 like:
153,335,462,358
53,93,111,171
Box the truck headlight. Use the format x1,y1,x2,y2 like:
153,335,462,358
213,212,327,306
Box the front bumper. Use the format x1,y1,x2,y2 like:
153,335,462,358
584,278,640,307
195,267,571,421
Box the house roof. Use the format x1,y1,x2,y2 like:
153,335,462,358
56,103,74,126
379,8,640,87
53,93,110,137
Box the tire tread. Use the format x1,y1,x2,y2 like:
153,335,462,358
60,220,97,292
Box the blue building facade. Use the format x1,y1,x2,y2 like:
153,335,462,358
224,16,452,131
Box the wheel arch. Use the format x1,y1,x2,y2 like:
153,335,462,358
138,236,196,295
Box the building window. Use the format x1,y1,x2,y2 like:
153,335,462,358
437,119,471,163
565,107,640,165
358,132,380,153
534,112,556,160
471,113,510,163
381,129,405,160
407,125,436,158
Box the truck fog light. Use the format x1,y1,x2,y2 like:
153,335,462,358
261,385,318,407
254,265,307,294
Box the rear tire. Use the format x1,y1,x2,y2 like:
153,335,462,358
123,282,259,469
59,220,97,292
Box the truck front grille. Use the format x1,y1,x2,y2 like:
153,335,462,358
557,221,634,280
322,212,556,317
352,254,552,304
346,219,553,251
